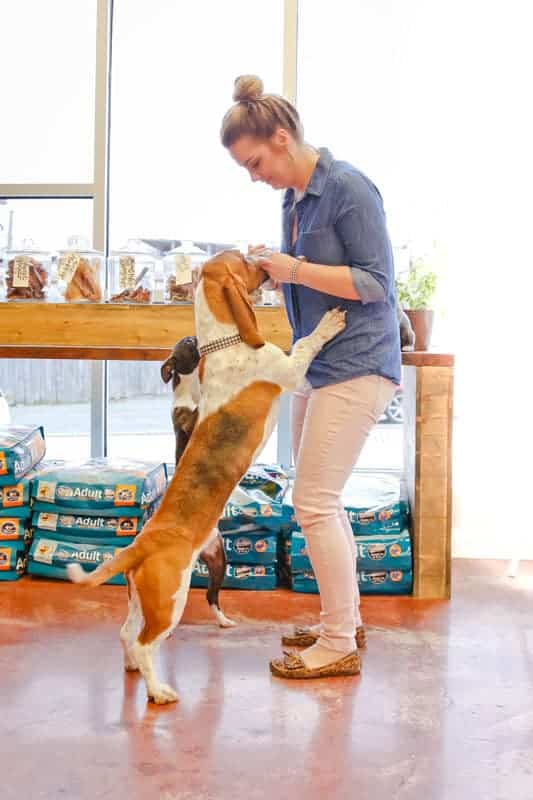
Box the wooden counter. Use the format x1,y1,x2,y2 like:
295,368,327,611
0,301,454,599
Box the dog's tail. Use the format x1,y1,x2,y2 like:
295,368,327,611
66,539,148,588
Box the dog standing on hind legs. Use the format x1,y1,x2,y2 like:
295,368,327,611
160,335,234,629
68,249,346,705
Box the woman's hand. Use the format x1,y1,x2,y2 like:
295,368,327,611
257,251,298,285
246,244,280,290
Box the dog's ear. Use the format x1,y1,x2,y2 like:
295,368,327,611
161,356,175,384
223,274,265,349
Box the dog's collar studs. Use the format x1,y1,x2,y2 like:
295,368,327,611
198,334,242,357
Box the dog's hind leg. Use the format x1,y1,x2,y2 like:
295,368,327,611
200,528,236,628
131,613,179,705
130,553,197,704
120,573,143,671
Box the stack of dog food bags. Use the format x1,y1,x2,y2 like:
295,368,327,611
0,426,46,581
285,471,413,595
191,464,289,591
27,458,167,585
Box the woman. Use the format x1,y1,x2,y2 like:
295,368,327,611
221,75,401,678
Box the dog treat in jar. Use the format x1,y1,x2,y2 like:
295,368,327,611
108,239,156,304
163,241,207,303
4,240,51,301
56,236,104,303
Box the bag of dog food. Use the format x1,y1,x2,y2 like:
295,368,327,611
343,472,409,533
191,560,277,591
0,541,28,580
239,464,289,502
28,534,127,585
31,500,159,538
219,485,285,532
0,516,32,544
291,569,319,594
31,458,167,511
222,523,277,565
292,566,413,595
356,528,412,572
283,472,409,536
32,530,135,548
0,459,63,514
291,528,413,573
0,425,46,486
358,568,413,595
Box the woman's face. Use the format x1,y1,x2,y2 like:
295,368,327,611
229,130,294,190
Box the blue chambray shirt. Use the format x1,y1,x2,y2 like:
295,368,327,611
281,147,401,388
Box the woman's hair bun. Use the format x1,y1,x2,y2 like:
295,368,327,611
233,75,263,103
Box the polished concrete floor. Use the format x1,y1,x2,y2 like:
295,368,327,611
1,559,532,800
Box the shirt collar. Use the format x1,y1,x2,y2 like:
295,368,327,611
283,147,334,209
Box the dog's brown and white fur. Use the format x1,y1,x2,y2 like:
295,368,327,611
160,336,233,629
68,249,345,704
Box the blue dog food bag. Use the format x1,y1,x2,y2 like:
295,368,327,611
0,541,28,580
223,524,277,565
355,529,412,572
191,560,277,591
358,568,413,594
0,425,46,486
219,485,285,532
292,566,413,595
0,516,32,544
343,472,409,533
239,464,289,502
28,534,127,585
31,502,157,538
31,458,167,511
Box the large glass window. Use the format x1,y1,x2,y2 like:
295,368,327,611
107,360,279,469
110,0,284,249
0,0,97,183
1,359,91,461
0,199,93,253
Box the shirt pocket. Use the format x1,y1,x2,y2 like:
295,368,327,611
298,226,345,266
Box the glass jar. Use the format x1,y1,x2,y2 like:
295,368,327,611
108,239,156,303
163,241,207,303
4,239,51,301
55,235,104,303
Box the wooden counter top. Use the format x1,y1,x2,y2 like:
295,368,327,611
0,301,453,363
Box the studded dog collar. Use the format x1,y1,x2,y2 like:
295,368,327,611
198,334,242,357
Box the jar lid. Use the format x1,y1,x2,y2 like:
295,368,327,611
166,240,207,257
6,237,49,257
110,238,158,258
57,235,103,256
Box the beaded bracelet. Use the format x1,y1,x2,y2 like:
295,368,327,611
288,260,300,284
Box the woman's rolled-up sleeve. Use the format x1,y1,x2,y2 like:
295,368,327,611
334,180,393,304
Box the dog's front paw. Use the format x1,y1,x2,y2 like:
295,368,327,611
315,308,346,343
148,683,179,705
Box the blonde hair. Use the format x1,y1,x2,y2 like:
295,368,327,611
220,75,303,148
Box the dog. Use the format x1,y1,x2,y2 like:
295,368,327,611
160,336,233,629
67,248,346,704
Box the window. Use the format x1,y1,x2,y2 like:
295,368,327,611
110,0,284,249
2,359,91,461
0,199,93,253
0,0,97,183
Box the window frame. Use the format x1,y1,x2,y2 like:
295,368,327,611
0,0,298,465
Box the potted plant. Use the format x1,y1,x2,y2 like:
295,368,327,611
395,258,438,351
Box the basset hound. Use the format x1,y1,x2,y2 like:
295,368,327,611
68,249,345,705
161,336,233,629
